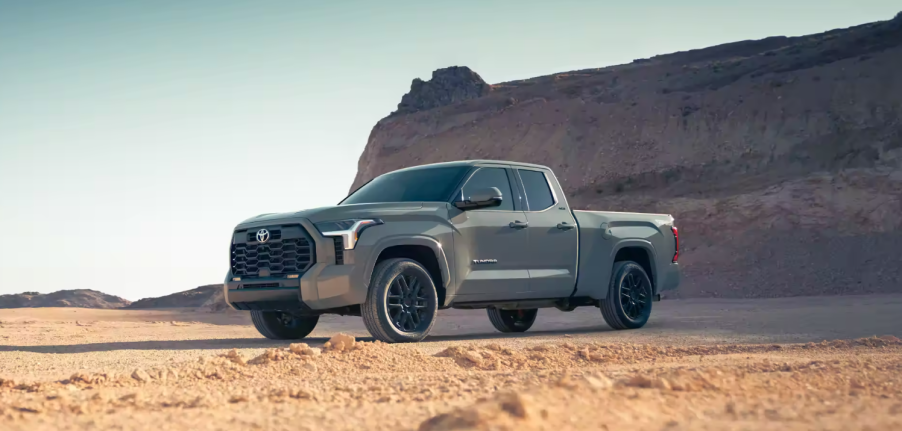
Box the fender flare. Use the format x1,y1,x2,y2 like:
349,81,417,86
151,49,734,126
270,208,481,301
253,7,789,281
363,235,452,291
609,239,659,292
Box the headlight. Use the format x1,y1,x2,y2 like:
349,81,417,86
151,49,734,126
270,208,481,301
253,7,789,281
314,219,383,250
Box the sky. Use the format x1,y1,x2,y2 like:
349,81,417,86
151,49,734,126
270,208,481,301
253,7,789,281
0,0,898,301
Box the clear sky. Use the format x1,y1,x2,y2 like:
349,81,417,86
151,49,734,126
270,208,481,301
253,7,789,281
0,0,897,300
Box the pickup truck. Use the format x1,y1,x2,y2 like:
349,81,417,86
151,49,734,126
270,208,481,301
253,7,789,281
224,160,680,343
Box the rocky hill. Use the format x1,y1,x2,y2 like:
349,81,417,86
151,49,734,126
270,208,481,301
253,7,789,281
0,285,227,311
351,13,902,298
124,284,226,311
0,290,132,309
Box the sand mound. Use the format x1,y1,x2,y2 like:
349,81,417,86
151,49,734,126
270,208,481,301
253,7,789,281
418,392,538,431
2,335,897,397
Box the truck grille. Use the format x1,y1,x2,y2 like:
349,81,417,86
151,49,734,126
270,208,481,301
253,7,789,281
231,225,315,278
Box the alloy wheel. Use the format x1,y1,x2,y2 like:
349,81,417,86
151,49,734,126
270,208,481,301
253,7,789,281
619,269,650,320
386,273,429,332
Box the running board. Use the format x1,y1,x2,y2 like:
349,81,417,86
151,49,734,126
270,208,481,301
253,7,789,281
451,297,598,311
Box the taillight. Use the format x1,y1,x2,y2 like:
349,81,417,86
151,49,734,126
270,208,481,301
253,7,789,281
671,226,679,263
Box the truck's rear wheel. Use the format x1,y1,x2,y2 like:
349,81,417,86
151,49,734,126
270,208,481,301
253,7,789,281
487,308,537,333
250,311,319,340
362,258,438,343
600,261,653,330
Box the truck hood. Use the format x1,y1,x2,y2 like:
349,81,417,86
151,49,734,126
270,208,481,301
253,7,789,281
235,202,430,229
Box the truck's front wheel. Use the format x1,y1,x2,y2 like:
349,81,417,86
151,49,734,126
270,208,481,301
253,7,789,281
600,261,653,330
362,258,439,343
250,311,319,340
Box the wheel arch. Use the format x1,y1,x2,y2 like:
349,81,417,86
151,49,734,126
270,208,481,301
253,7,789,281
585,239,657,300
611,242,657,294
365,236,452,307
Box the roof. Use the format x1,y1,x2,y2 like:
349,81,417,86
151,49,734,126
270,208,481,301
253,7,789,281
392,159,551,172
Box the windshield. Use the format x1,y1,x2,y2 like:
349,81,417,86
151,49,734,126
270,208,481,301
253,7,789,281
340,166,470,205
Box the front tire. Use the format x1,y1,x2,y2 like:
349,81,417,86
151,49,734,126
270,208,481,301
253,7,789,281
487,308,538,333
362,258,439,343
250,311,319,340
600,261,653,330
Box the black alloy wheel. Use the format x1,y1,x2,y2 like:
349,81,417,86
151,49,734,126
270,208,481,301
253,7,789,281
620,269,650,320
600,261,653,330
386,272,429,332
362,258,439,343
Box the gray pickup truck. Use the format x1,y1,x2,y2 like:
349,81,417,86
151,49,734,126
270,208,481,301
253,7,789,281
224,160,680,343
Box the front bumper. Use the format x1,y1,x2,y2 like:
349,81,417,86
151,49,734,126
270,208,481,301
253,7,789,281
224,278,307,311
223,218,368,312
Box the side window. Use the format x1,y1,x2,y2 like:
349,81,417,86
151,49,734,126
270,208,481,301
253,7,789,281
460,168,514,211
518,169,555,211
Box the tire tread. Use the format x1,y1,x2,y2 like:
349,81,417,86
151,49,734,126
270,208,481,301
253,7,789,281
362,258,438,343
486,308,537,333
487,308,513,333
250,310,318,340
600,261,651,330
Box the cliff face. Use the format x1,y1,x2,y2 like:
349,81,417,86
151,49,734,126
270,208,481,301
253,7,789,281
351,14,902,298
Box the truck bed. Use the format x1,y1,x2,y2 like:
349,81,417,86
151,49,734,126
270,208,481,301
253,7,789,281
570,210,679,300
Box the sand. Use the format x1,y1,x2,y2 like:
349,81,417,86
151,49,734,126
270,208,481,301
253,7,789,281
2,296,901,430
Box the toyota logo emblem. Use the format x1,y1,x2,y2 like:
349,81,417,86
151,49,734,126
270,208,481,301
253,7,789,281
256,229,270,243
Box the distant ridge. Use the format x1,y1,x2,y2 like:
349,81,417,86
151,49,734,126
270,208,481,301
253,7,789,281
123,284,226,311
0,289,131,309
0,284,228,311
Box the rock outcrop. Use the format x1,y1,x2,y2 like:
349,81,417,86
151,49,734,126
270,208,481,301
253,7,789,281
391,66,491,117
351,13,902,298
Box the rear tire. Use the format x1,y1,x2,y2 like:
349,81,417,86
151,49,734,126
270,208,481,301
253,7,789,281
250,311,319,340
600,261,653,330
487,308,537,333
361,258,439,343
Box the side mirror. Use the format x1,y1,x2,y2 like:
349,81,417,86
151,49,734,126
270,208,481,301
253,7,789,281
454,187,503,209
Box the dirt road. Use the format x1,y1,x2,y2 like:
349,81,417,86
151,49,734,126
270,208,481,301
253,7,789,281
2,295,901,430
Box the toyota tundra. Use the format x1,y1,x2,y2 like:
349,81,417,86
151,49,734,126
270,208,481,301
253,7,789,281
224,160,680,343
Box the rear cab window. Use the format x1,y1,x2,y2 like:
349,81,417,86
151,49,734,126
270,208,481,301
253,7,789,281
517,169,555,211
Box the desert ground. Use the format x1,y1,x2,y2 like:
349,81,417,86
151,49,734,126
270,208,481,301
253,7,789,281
2,295,901,430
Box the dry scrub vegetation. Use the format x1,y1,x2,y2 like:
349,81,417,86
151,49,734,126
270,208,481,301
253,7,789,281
1,332,900,430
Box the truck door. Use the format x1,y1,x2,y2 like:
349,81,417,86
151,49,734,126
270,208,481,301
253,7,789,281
450,166,530,300
515,168,579,298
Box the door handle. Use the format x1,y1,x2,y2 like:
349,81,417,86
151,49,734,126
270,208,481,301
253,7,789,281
556,222,575,230
509,220,529,229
